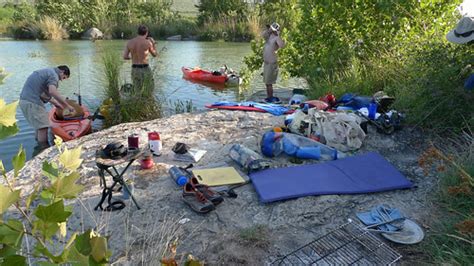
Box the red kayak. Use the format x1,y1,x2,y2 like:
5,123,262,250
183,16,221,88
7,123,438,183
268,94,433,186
182,67,241,85
48,106,92,141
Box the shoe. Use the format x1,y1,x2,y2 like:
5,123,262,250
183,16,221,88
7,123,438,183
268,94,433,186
190,177,224,206
264,97,282,104
182,183,215,213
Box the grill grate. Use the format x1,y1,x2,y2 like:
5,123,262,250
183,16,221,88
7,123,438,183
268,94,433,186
272,219,402,265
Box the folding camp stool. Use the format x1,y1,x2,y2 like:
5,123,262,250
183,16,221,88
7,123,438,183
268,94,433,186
94,150,143,211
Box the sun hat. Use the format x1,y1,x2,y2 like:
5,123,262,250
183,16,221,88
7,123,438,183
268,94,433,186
270,22,280,32
446,16,474,44
458,0,474,17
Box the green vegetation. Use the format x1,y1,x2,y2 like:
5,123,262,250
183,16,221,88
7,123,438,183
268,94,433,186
0,99,111,265
242,0,473,132
419,137,474,264
173,99,195,114
0,3,14,34
1,0,262,41
100,50,162,127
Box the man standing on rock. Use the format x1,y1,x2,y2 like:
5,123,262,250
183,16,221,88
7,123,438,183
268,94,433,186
19,65,74,151
123,25,157,91
262,22,286,104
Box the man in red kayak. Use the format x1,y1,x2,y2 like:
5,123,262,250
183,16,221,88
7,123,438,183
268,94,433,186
19,65,74,150
262,22,286,104
123,25,157,91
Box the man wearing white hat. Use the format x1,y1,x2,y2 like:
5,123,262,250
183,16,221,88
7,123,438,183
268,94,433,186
262,22,286,103
447,15,474,90
446,16,474,44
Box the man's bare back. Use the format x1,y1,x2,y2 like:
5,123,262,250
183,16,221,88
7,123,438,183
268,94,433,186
123,36,157,64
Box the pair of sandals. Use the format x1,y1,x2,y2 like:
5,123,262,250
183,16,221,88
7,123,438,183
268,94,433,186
182,177,223,214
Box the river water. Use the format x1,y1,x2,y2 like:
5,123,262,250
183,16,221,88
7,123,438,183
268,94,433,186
0,40,303,170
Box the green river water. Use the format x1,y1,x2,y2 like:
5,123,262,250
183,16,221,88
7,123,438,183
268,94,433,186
0,40,303,170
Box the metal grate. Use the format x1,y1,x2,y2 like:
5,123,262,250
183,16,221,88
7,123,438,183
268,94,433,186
272,219,402,265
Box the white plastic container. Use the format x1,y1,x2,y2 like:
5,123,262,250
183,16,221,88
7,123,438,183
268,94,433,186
148,131,162,156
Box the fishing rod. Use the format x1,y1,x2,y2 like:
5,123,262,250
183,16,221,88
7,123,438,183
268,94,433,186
77,52,82,106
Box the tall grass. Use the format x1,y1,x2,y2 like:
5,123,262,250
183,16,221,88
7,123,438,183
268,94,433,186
420,132,474,264
26,16,68,40
246,10,261,41
101,49,162,127
197,16,255,42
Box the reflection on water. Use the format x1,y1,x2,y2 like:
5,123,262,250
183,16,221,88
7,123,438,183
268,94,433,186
0,40,304,170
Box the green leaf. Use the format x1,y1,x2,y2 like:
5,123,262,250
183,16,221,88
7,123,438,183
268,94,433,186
34,242,65,264
25,185,40,210
90,236,108,263
0,185,20,215
49,172,83,199
58,146,83,171
1,254,27,266
0,124,19,141
53,135,63,148
37,262,58,266
0,160,5,176
32,220,59,240
66,245,89,266
42,161,59,182
40,190,53,202
12,146,26,178
74,230,92,256
0,99,18,127
0,220,24,246
0,245,18,258
34,200,72,223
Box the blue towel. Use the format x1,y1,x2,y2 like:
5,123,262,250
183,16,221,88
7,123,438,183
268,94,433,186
211,101,289,116
356,205,404,232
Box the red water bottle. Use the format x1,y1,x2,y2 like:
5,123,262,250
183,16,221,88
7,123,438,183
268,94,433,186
148,131,162,156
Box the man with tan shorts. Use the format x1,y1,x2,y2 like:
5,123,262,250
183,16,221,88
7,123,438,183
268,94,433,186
123,25,157,91
19,65,74,150
262,22,286,103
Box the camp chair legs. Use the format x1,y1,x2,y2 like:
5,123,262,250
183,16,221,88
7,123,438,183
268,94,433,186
94,161,141,211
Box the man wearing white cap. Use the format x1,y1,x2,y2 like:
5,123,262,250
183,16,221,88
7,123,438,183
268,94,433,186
262,22,286,103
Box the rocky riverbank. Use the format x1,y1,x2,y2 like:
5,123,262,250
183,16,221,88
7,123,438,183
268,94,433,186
8,109,438,264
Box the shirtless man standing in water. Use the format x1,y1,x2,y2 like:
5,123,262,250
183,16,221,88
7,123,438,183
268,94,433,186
123,25,157,91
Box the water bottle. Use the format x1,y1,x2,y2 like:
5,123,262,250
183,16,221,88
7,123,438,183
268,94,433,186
280,132,340,160
229,144,271,171
169,166,189,186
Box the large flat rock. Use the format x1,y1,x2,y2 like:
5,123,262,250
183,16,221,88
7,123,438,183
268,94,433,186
6,110,436,264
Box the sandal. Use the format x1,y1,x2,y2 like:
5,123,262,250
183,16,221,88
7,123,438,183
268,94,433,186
190,177,224,206
182,183,215,214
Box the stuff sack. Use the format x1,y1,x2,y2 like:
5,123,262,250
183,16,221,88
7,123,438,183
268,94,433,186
288,109,366,152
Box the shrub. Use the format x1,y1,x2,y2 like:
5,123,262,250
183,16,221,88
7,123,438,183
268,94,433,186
0,99,112,264
28,16,69,40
